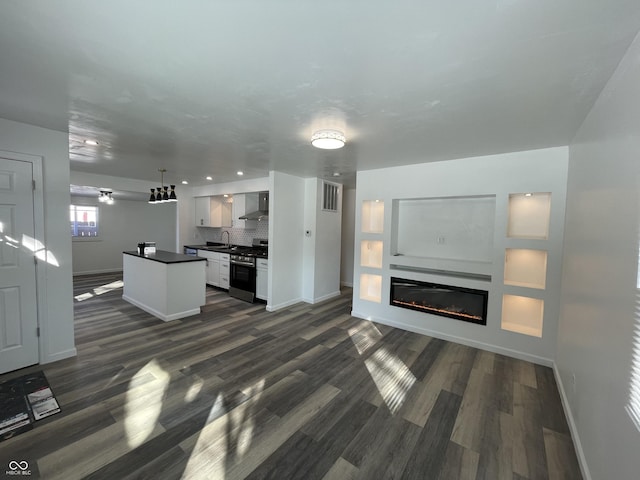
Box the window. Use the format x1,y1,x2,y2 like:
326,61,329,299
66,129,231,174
70,205,99,237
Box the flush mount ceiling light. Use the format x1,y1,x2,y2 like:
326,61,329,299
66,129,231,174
98,190,114,205
311,129,346,149
148,169,177,204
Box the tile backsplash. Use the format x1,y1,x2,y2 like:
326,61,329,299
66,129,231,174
195,221,269,246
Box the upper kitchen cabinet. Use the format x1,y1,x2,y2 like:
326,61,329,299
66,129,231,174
195,196,232,228
232,193,259,229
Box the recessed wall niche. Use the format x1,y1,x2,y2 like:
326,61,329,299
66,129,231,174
360,273,382,303
393,195,496,262
501,294,544,337
504,248,547,289
507,192,551,239
362,200,384,234
360,240,383,268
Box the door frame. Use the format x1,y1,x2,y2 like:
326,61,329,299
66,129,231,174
0,150,46,366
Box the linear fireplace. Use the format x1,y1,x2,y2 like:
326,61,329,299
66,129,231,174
390,277,488,325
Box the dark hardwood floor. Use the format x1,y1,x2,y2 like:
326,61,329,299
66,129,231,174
0,272,582,479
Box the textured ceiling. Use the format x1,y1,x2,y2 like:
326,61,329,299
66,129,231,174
1,0,639,189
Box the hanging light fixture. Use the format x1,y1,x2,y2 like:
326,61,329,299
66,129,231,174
311,129,346,149
99,190,114,205
149,169,178,204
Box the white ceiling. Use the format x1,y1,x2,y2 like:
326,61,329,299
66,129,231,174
1,1,639,189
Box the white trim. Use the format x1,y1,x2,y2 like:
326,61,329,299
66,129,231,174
266,297,303,312
73,268,123,276
552,363,592,480
42,348,77,364
122,295,201,322
350,310,553,366
340,281,353,288
302,291,342,305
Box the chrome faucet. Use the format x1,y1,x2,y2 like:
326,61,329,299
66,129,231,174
221,230,230,248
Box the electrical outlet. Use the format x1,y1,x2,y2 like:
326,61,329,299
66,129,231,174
437,235,445,244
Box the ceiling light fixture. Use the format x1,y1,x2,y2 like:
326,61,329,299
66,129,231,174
181,180,188,185
237,171,244,176
98,190,114,205
206,176,213,181
148,169,177,204
311,129,346,149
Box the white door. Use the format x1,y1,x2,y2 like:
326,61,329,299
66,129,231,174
0,157,38,374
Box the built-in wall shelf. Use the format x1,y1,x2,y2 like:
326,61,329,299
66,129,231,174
390,264,491,282
501,294,544,337
507,192,551,239
359,273,382,303
362,200,384,234
361,240,383,268
504,248,547,289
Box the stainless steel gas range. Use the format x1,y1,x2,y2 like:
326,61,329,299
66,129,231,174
228,238,268,302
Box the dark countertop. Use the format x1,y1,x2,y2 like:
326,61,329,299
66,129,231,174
124,250,206,264
184,244,245,254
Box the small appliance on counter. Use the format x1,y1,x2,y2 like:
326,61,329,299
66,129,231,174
137,242,157,255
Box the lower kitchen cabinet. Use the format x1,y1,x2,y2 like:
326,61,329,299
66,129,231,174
220,253,230,290
256,258,268,300
198,249,230,290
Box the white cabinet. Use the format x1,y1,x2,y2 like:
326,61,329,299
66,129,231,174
195,196,232,228
256,258,268,300
232,193,258,229
220,253,230,290
198,250,230,289
197,250,220,287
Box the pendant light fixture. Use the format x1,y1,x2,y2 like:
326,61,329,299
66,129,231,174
148,168,177,204
98,190,114,205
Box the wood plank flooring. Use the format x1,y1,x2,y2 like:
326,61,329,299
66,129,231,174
0,273,583,479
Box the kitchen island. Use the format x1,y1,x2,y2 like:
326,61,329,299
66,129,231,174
122,250,206,321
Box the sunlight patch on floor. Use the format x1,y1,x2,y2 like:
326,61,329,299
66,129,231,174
365,347,416,414
349,321,416,415
182,379,265,479
125,359,170,448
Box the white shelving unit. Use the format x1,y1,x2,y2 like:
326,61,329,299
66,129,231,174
501,192,551,337
502,294,544,337
361,200,384,234
360,240,383,269
507,192,551,239
504,248,547,289
360,273,382,303
359,200,384,303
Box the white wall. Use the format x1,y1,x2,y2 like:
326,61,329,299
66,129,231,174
71,195,177,275
341,188,356,287
353,147,568,364
0,118,75,364
301,178,343,303
558,32,640,480
267,171,305,311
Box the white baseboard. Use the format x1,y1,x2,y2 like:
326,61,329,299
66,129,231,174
73,268,123,276
266,297,303,312
122,295,200,322
41,347,77,364
341,281,353,288
350,310,553,367
302,291,342,305
552,363,592,480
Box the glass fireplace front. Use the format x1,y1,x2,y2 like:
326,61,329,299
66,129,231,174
390,277,488,325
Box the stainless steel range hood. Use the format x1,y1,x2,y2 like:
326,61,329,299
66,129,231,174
239,191,269,221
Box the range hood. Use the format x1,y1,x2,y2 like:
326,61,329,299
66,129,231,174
239,191,269,221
